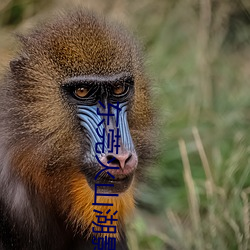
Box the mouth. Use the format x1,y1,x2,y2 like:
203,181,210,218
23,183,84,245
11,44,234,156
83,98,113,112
82,164,135,193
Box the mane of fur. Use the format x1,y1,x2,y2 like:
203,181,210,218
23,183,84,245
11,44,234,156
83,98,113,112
0,9,154,246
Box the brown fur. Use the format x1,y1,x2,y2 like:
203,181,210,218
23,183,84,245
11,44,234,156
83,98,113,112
0,9,153,248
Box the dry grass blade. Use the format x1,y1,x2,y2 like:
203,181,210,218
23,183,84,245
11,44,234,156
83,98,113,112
178,138,203,249
192,126,214,195
241,191,250,250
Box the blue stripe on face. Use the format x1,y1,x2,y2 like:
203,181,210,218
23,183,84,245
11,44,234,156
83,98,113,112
118,103,134,152
77,103,135,157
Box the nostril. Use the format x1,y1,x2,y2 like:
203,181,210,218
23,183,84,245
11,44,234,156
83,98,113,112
106,155,120,165
125,154,132,164
106,155,114,162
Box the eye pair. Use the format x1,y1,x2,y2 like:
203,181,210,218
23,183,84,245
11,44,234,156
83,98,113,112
75,84,126,99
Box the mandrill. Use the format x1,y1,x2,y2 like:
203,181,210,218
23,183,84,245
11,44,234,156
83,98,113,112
0,9,153,250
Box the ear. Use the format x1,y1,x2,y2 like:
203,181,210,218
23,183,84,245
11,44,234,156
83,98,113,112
9,57,26,75
10,58,21,73
15,33,29,44
10,34,29,73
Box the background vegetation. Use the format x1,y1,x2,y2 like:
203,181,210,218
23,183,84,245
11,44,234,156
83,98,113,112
0,0,250,249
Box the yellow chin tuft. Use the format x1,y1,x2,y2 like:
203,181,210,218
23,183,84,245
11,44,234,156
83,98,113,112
67,173,135,240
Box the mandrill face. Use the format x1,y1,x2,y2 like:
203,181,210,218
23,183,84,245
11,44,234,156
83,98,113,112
62,73,138,194
0,10,154,242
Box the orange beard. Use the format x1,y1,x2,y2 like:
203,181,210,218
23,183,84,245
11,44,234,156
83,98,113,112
67,173,135,240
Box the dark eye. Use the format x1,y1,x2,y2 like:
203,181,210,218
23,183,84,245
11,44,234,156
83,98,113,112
113,84,126,95
74,87,89,98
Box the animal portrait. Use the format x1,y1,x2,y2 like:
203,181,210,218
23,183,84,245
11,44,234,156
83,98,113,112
0,9,153,250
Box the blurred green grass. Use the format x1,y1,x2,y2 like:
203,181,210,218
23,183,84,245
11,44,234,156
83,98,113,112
1,0,250,249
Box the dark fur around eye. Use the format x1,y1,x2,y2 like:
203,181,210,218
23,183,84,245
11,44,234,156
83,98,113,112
61,75,134,105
